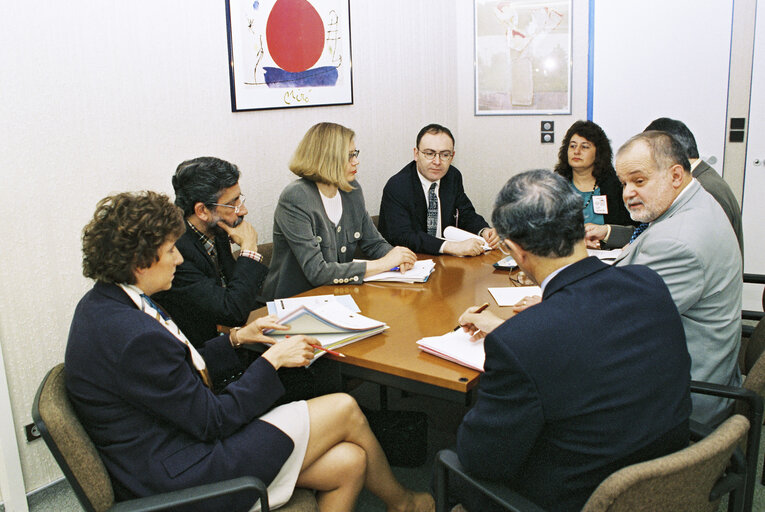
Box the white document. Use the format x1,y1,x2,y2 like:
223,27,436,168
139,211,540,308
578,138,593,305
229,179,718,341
265,303,385,334
363,259,436,283
267,294,360,316
488,286,542,306
443,226,490,251
416,329,485,371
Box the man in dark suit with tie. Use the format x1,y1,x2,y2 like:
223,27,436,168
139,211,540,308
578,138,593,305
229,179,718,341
153,157,268,347
378,123,499,256
454,170,692,512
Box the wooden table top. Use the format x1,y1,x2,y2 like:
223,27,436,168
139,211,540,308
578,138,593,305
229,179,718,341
252,251,522,394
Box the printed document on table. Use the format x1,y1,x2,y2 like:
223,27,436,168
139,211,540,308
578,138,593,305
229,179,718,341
443,226,491,251
363,259,436,283
265,302,385,335
488,286,542,306
267,294,360,316
587,248,622,264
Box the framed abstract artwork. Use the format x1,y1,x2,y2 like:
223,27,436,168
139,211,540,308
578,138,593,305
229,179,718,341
474,0,571,115
225,0,353,111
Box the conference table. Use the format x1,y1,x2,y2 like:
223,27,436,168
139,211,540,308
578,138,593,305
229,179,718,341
251,251,526,404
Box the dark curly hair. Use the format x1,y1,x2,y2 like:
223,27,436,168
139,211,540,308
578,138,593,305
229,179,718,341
554,120,615,185
82,191,185,284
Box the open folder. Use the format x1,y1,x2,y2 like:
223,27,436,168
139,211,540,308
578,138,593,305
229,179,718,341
416,329,485,371
265,303,388,358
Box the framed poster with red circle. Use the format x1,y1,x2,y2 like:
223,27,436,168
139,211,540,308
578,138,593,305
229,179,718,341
225,0,353,111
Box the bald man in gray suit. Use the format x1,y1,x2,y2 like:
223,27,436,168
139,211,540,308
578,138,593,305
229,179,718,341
612,131,742,425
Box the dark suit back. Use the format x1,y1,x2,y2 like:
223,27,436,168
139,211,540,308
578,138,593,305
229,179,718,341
457,257,691,511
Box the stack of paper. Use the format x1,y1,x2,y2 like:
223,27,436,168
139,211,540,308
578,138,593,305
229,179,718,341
443,226,491,251
417,329,485,371
493,255,518,270
266,294,360,317
265,303,388,358
364,259,436,283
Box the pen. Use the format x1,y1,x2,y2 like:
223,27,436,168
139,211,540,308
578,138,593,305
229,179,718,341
389,266,400,271
453,302,490,331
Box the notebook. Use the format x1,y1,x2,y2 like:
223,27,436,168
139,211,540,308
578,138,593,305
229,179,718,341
416,329,485,371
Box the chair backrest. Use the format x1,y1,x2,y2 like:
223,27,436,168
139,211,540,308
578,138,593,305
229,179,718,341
32,364,115,512
742,317,765,386
581,414,750,512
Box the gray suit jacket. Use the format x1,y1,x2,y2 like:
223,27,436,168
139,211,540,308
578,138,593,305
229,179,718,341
262,178,392,300
607,160,743,254
614,180,742,424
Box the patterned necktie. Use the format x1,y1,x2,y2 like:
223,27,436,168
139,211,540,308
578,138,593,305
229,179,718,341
629,223,649,244
427,182,438,237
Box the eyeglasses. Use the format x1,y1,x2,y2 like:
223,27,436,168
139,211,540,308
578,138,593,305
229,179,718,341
498,240,511,255
212,194,246,214
418,149,454,161
349,149,360,161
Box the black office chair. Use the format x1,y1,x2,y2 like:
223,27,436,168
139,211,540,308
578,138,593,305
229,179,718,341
32,364,318,512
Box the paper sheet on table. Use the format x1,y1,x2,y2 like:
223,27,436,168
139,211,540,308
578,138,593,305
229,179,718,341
488,286,542,306
416,329,484,371
267,294,360,316
443,226,491,251
363,259,436,283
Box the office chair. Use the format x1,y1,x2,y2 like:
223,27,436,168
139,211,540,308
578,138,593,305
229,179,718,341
741,273,765,337
435,414,750,512
32,364,318,512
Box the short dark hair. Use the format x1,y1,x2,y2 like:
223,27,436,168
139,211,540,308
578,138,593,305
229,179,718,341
618,131,691,173
172,157,240,217
82,191,185,284
554,120,615,184
643,117,700,159
492,170,584,258
416,123,455,148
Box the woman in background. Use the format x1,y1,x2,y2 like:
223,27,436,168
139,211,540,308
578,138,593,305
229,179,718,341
263,122,416,300
65,191,434,512
554,120,636,248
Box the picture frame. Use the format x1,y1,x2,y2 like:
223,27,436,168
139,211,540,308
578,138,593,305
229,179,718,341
474,0,572,115
225,0,353,112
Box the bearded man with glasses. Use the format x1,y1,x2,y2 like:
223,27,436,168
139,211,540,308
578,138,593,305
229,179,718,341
153,157,268,366
379,123,499,256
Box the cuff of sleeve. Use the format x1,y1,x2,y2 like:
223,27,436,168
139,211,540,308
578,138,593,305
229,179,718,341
603,224,612,243
239,250,263,262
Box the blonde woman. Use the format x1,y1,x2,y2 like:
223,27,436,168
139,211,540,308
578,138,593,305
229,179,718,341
263,122,416,300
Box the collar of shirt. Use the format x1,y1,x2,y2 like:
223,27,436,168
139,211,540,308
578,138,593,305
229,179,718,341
689,159,702,174
540,262,574,296
187,219,218,261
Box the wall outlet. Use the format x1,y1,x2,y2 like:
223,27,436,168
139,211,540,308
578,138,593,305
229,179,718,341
25,422,41,442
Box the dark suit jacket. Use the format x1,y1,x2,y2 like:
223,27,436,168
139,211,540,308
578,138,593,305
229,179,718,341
456,257,691,511
65,282,293,511
597,171,635,226
378,161,489,254
693,160,743,255
153,224,268,346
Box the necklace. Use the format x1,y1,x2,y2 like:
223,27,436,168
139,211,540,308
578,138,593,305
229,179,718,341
581,182,597,210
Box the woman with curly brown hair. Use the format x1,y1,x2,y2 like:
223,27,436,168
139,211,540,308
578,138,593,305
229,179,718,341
554,120,637,248
66,191,434,512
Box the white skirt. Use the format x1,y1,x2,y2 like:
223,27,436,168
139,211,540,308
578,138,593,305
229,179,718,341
249,400,311,512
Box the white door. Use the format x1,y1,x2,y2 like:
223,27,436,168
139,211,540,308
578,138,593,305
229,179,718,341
591,0,733,159
742,5,765,309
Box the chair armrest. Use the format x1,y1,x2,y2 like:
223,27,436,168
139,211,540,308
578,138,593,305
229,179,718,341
435,449,547,512
109,476,268,512
743,273,765,285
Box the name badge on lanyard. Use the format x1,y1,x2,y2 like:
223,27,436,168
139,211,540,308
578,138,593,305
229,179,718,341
592,195,608,215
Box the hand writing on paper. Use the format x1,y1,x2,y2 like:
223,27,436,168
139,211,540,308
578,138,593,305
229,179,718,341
459,305,504,342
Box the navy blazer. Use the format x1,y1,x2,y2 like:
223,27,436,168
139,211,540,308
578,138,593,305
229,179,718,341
378,161,489,254
153,224,269,346
65,282,293,511
457,257,691,511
